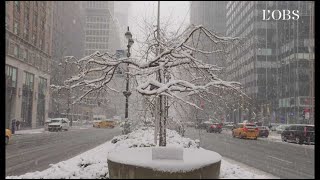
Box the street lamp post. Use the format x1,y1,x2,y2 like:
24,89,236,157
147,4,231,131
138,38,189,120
123,26,134,119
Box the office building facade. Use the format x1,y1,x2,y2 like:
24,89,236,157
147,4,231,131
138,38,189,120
225,1,314,124
6,1,53,129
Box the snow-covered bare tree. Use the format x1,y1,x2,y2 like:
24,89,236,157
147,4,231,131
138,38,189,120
53,24,248,146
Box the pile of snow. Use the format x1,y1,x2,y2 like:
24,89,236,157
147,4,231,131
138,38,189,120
111,127,198,149
151,146,184,160
108,147,221,173
6,127,278,179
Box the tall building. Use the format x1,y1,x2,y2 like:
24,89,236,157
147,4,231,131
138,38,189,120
190,1,226,35
79,1,129,119
114,1,131,48
81,1,120,57
225,1,314,124
5,1,53,129
49,1,88,121
190,1,227,67
189,1,228,122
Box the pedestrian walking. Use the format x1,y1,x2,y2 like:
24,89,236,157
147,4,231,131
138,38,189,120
11,119,16,134
16,120,20,130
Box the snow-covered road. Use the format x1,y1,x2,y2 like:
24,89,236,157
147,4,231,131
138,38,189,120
7,127,279,179
185,127,314,179
6,126,122,177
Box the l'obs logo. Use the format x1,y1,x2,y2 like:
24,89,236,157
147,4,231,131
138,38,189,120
262,10,299,20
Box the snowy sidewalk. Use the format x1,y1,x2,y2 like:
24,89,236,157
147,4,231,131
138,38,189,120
6,127,279,179
14,128,45,135
13,125,92,135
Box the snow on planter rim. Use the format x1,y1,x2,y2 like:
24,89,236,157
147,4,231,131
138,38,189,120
107,147,222,173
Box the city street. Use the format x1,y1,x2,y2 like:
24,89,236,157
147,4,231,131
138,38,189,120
5,126,122,177
185,128,314,179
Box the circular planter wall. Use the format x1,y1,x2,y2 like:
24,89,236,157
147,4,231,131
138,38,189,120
107,147,221,179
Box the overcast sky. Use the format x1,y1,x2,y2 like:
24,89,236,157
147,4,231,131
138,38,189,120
127,1,190,56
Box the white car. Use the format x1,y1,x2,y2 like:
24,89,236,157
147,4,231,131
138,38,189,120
48,118,70,132
276,124,289,134
44,118,52,131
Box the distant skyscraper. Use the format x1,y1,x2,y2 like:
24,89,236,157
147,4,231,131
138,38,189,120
190,1,227,67
50,1,87,121
81,1,119,56
77,1,130,119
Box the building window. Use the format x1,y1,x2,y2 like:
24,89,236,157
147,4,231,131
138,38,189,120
6,16,9,29
23,49,28,61
19,46,24,60
33,12,38,27
14,21,19,35
13,44,19,57
6,65,18,88
21,71,34,127
15,1,20,12
32,32,37,45
24,71,34,91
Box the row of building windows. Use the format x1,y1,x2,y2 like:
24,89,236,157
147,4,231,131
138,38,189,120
84,1,108,9
85,36,109,43
85,43,108,50
86,23,109,30
7,40,51,73
7,15,48,54
86,30,109,36
86,16,107,23
6,64,48,93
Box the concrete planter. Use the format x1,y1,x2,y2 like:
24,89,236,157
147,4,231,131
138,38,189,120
107,147,221,179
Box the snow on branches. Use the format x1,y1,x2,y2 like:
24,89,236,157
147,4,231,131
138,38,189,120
55,25,247,108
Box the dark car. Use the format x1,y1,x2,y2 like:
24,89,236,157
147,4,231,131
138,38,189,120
195,120,211,129
206,123,222,133
281,124,314,145
257,126,269,137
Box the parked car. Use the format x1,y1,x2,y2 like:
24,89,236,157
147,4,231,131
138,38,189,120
6,129,12,145
269,123,281,131
276,124,290,134
206,123,222,133
232,123,259,140
281,124,314,144
257,126,269,137
48,118,70,132
196,120,213,129
44,118,52,131
224,122,235,130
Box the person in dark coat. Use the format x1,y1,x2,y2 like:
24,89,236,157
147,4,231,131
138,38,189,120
11,119,16,134
16,120,20,130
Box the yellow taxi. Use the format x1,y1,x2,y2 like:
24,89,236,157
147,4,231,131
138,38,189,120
6,129,12,145
232,123,259,140
93,120,115,128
